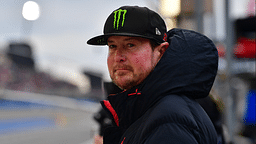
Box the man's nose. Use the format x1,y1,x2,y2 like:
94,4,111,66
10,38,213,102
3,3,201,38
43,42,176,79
114,49,126,62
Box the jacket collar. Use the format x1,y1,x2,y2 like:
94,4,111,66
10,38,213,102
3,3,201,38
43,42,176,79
102,85,149,129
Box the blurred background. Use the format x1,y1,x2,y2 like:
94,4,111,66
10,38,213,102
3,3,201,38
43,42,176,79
0,0,255,144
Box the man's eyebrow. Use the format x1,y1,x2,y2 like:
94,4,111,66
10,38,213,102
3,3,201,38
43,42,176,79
107,40,114,43
124,37,138,41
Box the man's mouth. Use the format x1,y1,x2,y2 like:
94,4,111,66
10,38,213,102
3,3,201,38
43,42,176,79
114,66,132,73
116,68,128,70
115,69,129,73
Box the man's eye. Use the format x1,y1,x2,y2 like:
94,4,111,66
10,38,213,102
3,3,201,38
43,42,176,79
127,43,135,47
108,45,116,49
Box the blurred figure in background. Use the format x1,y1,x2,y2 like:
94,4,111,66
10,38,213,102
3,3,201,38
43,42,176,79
93,82,122,144
197,89,226,144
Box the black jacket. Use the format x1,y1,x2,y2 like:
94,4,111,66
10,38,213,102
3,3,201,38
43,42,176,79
101,28,219,144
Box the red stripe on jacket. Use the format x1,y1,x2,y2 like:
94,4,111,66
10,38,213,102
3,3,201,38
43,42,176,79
103,100,119,127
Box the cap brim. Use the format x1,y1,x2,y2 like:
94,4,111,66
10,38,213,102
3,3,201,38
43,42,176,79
86,34,109,46
87,33,157,46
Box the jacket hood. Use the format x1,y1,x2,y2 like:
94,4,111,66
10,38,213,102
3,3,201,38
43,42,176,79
142,28,219,99
103,28,219,128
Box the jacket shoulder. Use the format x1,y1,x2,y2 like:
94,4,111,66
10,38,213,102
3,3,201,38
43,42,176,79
140,95,217,144
146,95,199,129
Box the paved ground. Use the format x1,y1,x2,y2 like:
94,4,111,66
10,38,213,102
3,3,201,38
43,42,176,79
0,106,99,144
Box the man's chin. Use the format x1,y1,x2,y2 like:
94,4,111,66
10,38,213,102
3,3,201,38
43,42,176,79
112,77,134,90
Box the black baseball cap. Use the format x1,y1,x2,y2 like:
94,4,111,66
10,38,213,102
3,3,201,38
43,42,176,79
87,6,167,45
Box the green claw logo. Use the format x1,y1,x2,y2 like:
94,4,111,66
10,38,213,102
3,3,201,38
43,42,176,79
113,9,127,30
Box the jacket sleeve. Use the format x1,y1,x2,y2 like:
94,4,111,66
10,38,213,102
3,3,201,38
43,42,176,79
143,123,199,144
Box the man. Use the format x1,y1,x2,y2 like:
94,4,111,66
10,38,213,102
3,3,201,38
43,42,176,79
87,6,218,144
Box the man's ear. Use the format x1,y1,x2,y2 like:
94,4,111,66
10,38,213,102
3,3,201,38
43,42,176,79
159,42,169,57
153,42,169,62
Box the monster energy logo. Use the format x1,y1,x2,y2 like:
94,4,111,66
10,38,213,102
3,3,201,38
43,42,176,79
113,9,127,30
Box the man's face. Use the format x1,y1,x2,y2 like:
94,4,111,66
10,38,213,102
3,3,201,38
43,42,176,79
107,36,165,90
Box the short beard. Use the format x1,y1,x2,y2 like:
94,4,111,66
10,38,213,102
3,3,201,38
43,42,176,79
111,75,138,90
